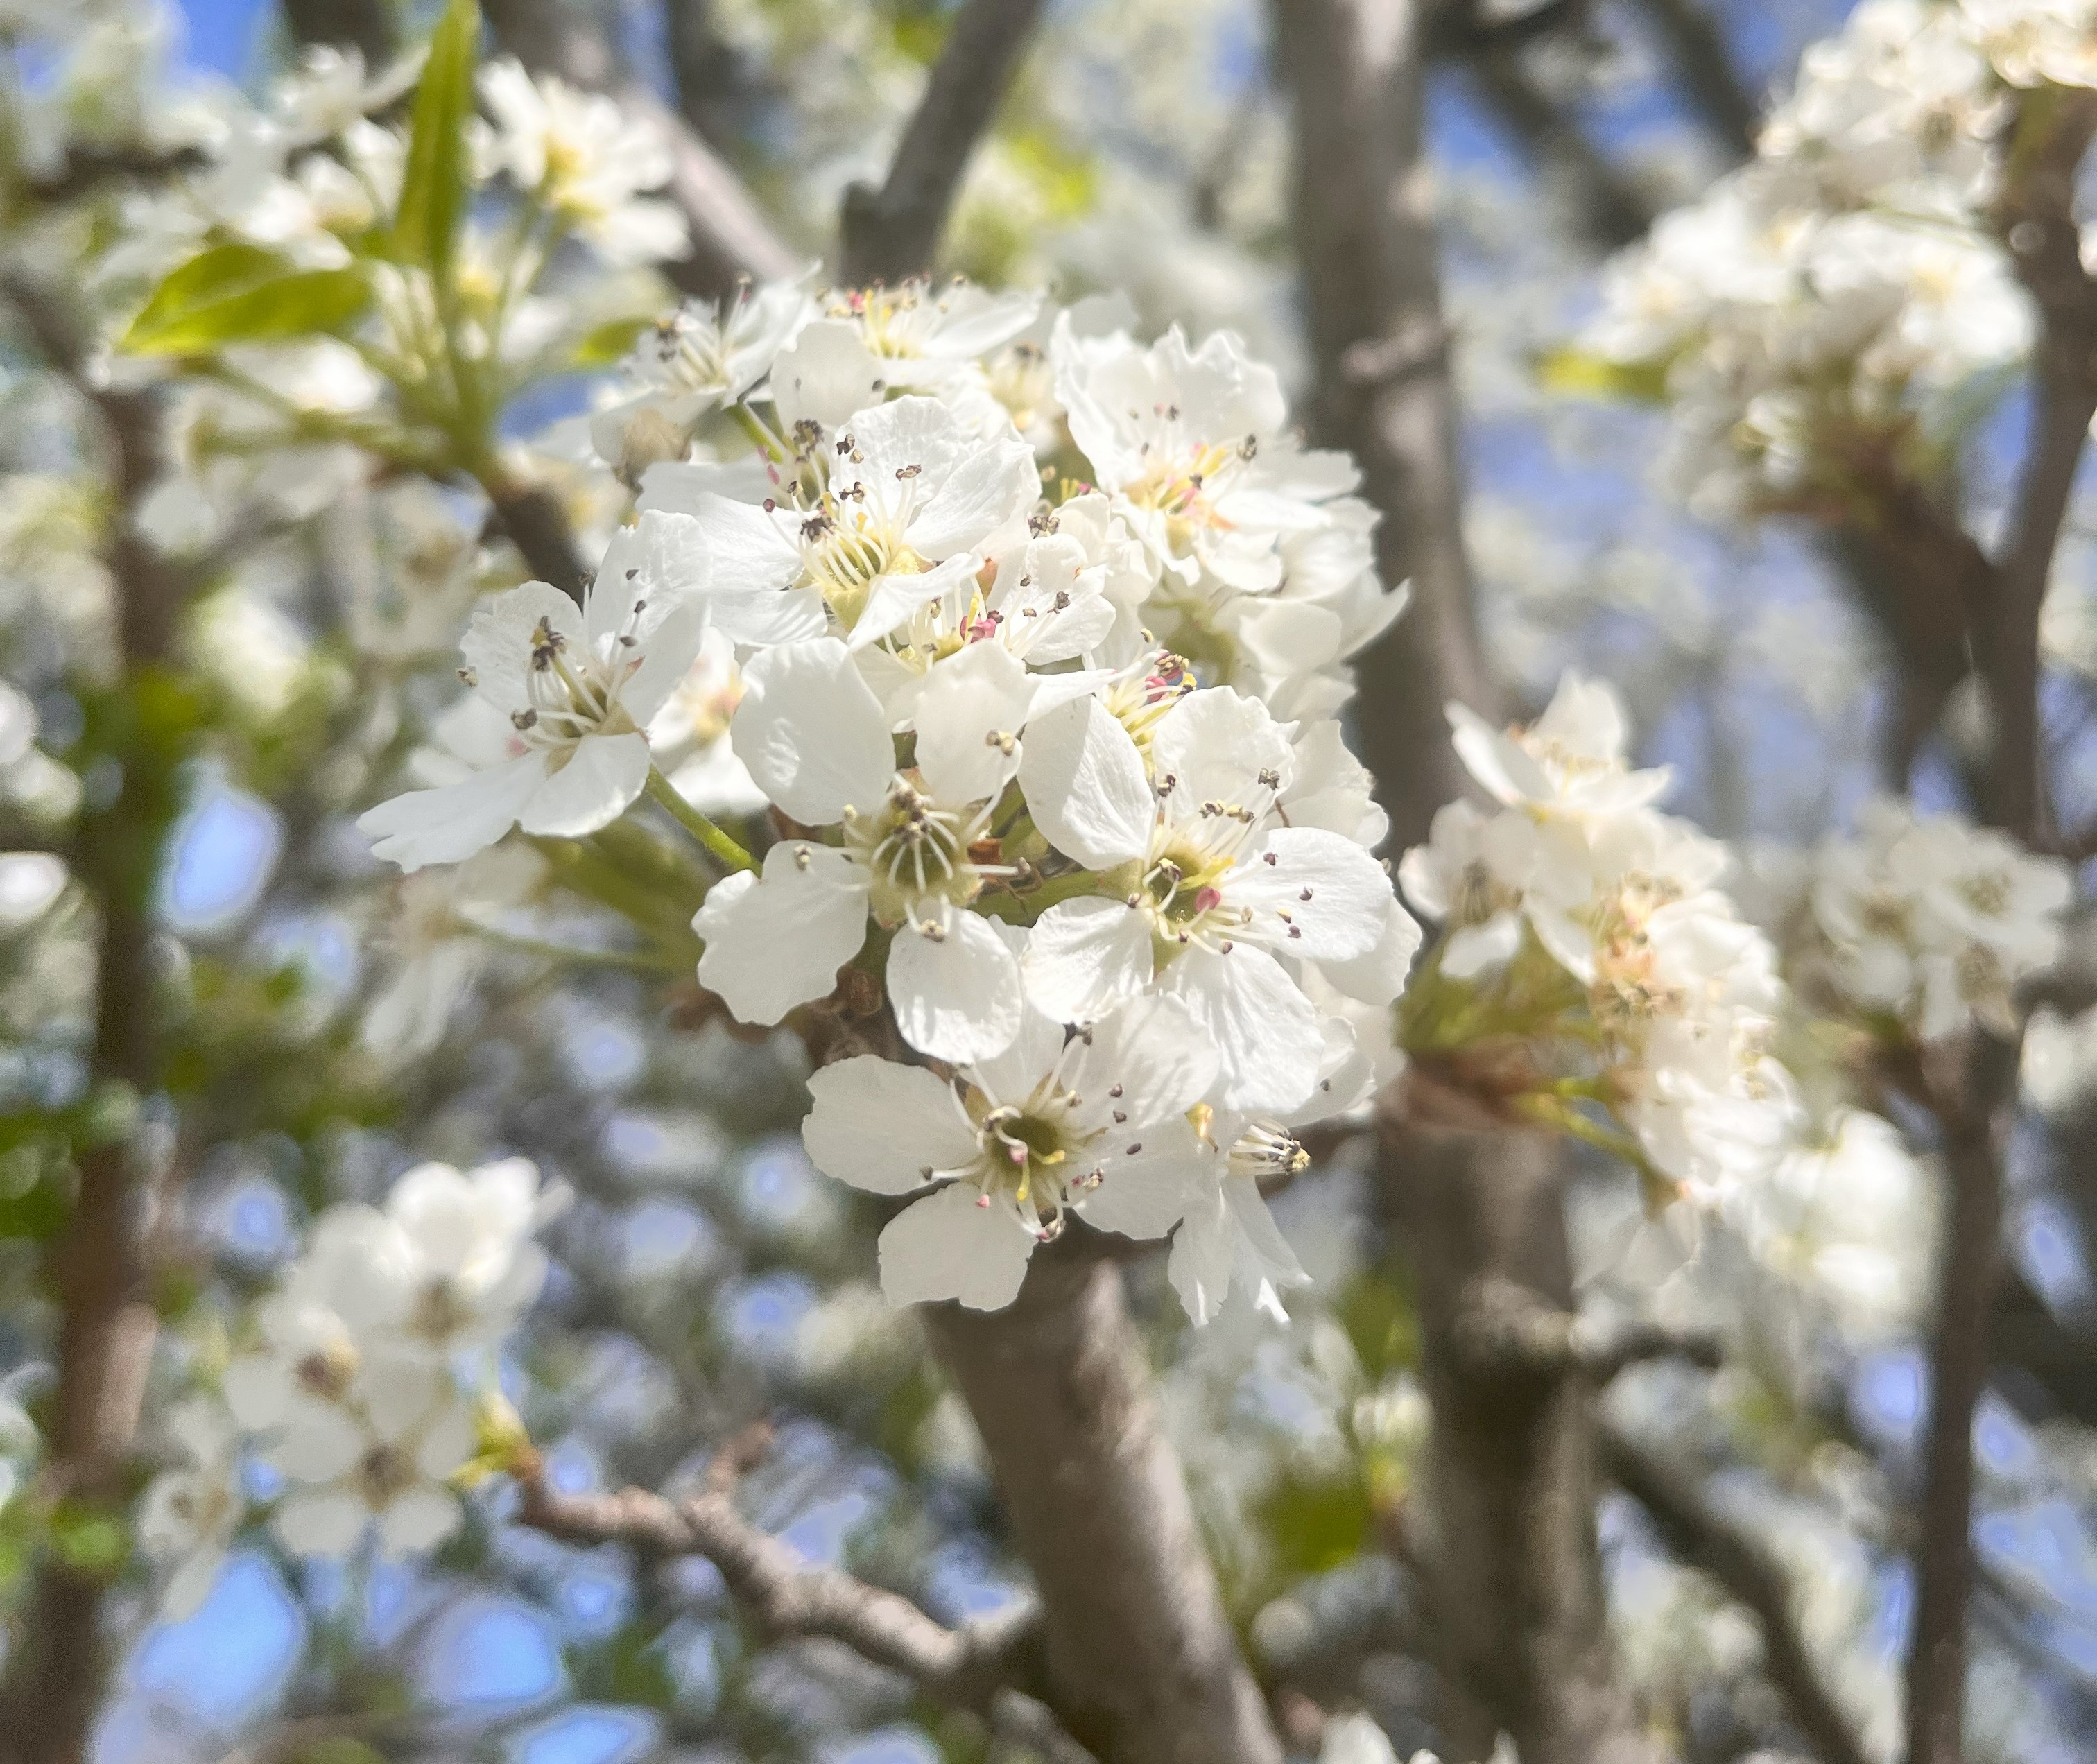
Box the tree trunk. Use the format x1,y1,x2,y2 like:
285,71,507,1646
924,1254,1284,1764
1392,1127,1653,1764
1270,4,1650,1758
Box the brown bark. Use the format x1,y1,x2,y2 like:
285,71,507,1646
922,1253,1285,1764
838,0,1048,286
1270,6,1648,1758
1903,1035,2019,1764
1268,0,1487,854
0,293,186,1763
1387,1126,1653,1764
1903,98,2097,1764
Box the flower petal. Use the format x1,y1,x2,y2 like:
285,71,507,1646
693,842,870,1023
1022,896,1154,1023
518,731,651,838
358,754,548,872
888,903,1024,1063
1162,944,1324,1114
731,639,894,824
804,1056,980,1194
877,1184,1035,1311
1017,697,1153,869
1081,1113,1202,1240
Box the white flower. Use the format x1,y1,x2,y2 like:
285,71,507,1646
802,989,1218,1311
1054,320,1358,595
694,637,1040,1062
1399,800,1596,980
137,1398,244,1616
265,1365,474,1559
1809,799,2069,1039
646,623,769,818
1017,685,1400,1111
363,845,545,1064
655,395,1038,653
1447,674,1669,820
476,58,687,263
590,283,816,471
223,1206,416,1444
357,514,708,871
380,1157,557,1360
766,280,1041,426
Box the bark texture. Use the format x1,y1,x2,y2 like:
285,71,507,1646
0,293,185,1763
924,1253,1284,1764
1270,7,1650,1758
1388,1127,1652,1764
838,0,1048,285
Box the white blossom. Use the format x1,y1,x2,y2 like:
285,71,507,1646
802,986,1218,1311
358,515,708,870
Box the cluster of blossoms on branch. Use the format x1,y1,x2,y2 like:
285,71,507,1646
139,1159,558,1605
1398,676,1798,1207
363,275,1419,1322
1776,799,2071,1043
1574,0,2096,521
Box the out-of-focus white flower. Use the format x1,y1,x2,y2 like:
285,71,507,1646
265,1365,474,1559
1807,799,2069,1039
137,1397,244,1616
363,844,546,1064
476,58,687,264
2022,1003,2097,1116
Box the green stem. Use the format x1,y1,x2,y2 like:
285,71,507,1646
472,923,684,974
730,400,788,462
645,767,757,872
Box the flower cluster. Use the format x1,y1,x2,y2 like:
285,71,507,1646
361,275,1415,1320
1573,0,2094,521
1798,799,2069,1041
138,1159,557,1607
1399,675,1797,1204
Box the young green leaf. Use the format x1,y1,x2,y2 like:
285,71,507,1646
120,243,372,356
393,0,483,277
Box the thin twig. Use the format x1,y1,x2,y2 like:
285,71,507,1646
1601,1422,1872,1764
838,0,1048,286
1983,90,2097,847
1447,1275,1721,1381
512,1457,1090,1760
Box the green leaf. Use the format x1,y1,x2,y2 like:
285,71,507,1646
121,245,372,357
394,0,483,277
1535,345,1673,404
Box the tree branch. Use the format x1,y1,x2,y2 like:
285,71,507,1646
515,1459,1089,1761
0,279,190,1764
1626,0,1757,162
922,1252,1284,1764
1983,90,2097,847
478,476,589,599
481,0,800,300
1448,1277,1721,1381
1466,49,1659,251
838,0,1048,286
1904,1032,2020,1764
1270,10,1652,1756
1600,1423,1872,1764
